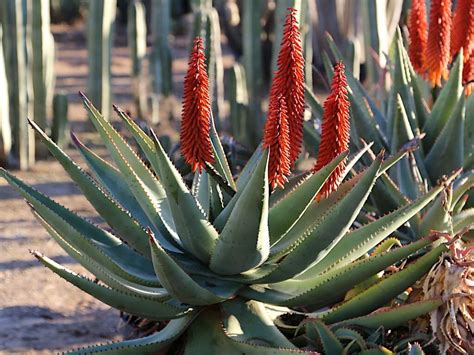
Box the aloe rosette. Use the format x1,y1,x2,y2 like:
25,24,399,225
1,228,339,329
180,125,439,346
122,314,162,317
0,9,460,354
0,91,456,353
305,30,474,243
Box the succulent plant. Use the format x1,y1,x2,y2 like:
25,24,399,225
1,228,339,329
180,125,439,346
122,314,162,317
304,27,474,243
1,8,462,354
0,88,454,353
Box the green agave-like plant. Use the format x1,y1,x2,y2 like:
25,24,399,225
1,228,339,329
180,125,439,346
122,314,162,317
305,30,474,243
0,88,456,353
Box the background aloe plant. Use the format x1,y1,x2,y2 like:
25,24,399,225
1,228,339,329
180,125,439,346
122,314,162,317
304,30,474,243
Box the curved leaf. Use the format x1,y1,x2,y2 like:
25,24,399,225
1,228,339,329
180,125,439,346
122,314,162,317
149,232,232,306
67,314,197,354
321,244,447,323
149,129,219,263
33,252,191,320
305,320,343,354
80,93,180,252
423,52,463,149
260,158,382,283
269,151,348,244
28,120,151,257
0,168,159,286
210,151,269,275
335,299,443,329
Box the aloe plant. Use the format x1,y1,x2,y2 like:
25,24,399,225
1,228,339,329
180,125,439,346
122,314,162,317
1,8,459,354
0,93,452,353
305,31,474,241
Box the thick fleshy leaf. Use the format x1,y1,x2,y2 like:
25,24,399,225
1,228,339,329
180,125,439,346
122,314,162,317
0,168,159,286
423,53,463,149
245,238,431,308
192,171,211,218
80,93,180,252
269,151,348,244
464,95,474,169
148,129,219,263
335,299,443,329
221,299,296,348
28,120,151,257
425,96,465,182
259,158,382,283
149,232,231,306
297,184,444,278
418,170,464,236
305,320,343,354
71,133,153,230
184,308,307,354
210,151,270,275
209,112,236,190
33,211,169,299
321,244,447,323
66,314,197,354
389,29,420,137
391,95,422,200
33,252,191,320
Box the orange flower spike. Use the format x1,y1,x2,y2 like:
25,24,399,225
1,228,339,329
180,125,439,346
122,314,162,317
426,0,452,86
313,61,350,200
269,8,305,167
463,48,474,96
408,0,428,74
450,0,474,62
180,37,215,172
263,95,291,190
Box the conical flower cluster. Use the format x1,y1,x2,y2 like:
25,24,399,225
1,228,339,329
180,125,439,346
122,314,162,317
408,0,428,75
425,0,452,86
313,62,350,200
180,37,215,172
408,0,474,94
268,7,305,168
450,0,474,62
263,95,291,189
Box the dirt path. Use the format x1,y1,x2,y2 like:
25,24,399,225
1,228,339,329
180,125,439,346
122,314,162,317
0,19,210,354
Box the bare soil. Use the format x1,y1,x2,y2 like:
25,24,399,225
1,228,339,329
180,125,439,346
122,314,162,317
0,19,232,354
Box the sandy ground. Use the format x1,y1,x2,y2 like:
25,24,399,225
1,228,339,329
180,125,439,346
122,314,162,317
0,18,233,354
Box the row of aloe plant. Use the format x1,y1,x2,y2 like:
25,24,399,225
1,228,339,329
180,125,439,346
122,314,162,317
2,6,472,354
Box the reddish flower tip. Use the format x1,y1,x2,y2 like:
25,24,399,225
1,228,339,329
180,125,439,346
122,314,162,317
450,0,474,62
426,0,452,86
268,7,305,168
263,95,291,190
313,61,350,200
408,0,428,75
463,48,474,96
180,37,215,173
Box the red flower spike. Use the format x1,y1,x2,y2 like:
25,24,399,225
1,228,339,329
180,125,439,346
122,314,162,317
313,61,350,200
268,8,305,167
408,0,428,75
463,48,474,96
426,0,452,86
263,94,291,190
180,37,215,172
450,0,474,62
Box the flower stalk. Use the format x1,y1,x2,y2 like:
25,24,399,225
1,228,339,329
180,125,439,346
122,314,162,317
268,7,305,168
180,37,215,172
313,61,350,200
